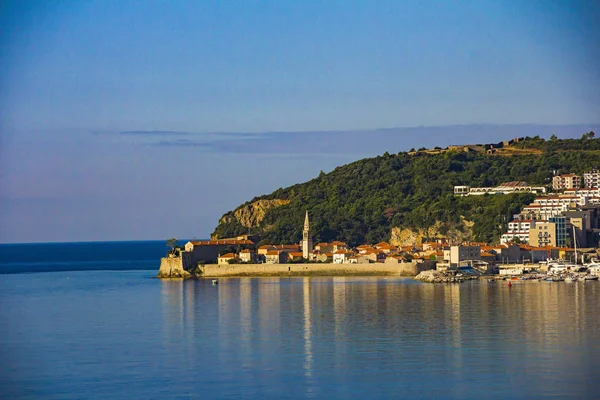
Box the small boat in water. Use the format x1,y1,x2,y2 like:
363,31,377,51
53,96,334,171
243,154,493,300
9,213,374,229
548,263,578,273
584,276,599,281
212,279,219,285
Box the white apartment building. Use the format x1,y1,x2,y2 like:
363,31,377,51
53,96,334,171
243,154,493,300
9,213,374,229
564,188,600,197
532,196,583,207
584,170,600,189
501,220,532,244
521,203,568,220
518,195,586,220
500,233,530,244
507,220,533,232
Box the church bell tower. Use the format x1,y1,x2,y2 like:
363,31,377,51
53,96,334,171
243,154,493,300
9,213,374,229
302,210,313,260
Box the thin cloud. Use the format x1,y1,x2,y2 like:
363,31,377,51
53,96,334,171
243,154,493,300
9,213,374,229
119,130,193,136
146,123,600,155
152,139,214,147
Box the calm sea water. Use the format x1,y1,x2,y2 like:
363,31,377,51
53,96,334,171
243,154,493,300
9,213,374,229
1,242,599,399
0,241,169,274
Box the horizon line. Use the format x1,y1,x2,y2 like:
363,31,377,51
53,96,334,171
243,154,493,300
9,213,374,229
0,239,205,246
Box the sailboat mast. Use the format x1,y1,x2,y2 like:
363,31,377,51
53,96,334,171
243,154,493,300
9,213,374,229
573,225,577,264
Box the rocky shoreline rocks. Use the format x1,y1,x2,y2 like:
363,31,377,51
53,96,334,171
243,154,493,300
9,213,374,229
157,256,200,279
414,270,478,283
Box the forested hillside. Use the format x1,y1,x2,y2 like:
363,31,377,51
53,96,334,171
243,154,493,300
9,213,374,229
212,134,600,246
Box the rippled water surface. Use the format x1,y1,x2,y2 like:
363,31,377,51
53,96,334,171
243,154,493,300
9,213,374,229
1,272,599,399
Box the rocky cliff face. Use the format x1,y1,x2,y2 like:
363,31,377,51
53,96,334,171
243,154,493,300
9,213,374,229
157,256,194,279
232,199,290,228
212,198,291,240
390,218,474,246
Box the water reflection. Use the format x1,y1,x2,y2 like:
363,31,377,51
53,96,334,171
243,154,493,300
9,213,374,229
239,278,253,369
157,278,600,399
303,278,313,382
258,278,280,340
333,277,346,340
332,277,347,379
161,279,183,342
185,279,195,341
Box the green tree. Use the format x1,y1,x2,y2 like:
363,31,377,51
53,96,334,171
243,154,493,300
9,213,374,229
212,133,600,246
166,238,178,255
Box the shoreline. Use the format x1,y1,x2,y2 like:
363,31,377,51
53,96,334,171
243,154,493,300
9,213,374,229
199,262,430,278
158,258,436,278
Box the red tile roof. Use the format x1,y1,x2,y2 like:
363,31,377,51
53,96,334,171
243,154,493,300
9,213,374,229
498,181,528,187
334,250,352,255
219,253,236,258
275,244,300,249
191,239,254,246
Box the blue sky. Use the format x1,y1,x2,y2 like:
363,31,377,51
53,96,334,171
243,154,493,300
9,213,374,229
1,0,599,243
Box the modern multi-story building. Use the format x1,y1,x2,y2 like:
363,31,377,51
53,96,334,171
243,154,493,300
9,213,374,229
449,245,481,267
584,170,600,189
552,174,581,191
500,232,530,245
532,196,583,208
548,216,568,247
563,210,594,247
500,220,533,244
520,203,567,221
529,221,558,247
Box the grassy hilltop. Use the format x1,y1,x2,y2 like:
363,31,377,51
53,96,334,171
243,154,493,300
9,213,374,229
212,133,600,246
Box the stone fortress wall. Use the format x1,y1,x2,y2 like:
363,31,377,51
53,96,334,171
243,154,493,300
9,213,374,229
198,261,435,277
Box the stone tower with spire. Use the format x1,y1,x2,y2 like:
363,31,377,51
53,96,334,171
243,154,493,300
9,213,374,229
302,210,313,260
